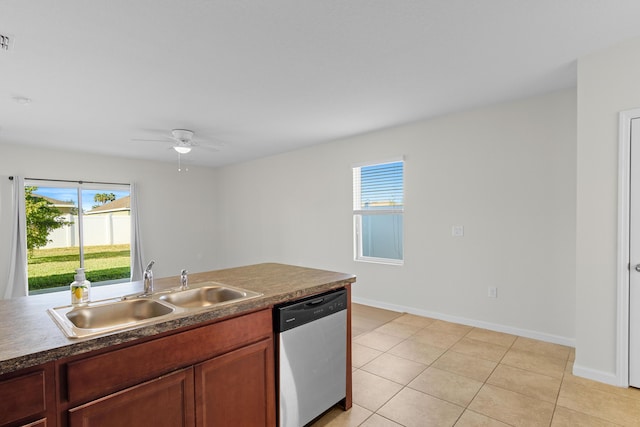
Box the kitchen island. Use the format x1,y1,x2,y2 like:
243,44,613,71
0,263,356,426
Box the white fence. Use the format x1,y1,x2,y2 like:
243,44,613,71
45,214,131,248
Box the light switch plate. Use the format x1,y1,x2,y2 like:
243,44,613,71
452,225,464,237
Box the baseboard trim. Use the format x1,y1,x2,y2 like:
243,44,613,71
352,296,575,348
572,364,623,387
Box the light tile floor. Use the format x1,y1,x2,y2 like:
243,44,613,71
312,304,640,427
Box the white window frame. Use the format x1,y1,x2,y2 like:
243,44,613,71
24,179,132,293
353,158,404,265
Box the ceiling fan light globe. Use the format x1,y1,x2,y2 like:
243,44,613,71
174,146,192,154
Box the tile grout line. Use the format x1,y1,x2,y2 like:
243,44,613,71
353,312,423,426
348,307,640,427
352,312,580,427
358,319,505,425
361,319,505,426
475,336,574,427
351,310,407,426
450,326,516,426
377,318,464,427
355,316,459,426
553,358,630,427
548,351,572,427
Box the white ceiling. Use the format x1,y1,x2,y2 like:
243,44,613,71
2,1,640,168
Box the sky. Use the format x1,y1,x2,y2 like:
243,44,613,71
31,186,130,212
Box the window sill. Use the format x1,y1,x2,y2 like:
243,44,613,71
354,257,404,266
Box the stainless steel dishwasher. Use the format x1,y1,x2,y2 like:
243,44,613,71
275,288,347,427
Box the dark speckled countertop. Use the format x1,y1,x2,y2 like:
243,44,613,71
0,263,355,375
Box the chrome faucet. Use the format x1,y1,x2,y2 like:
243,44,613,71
143,260,155,295
180,269,188,290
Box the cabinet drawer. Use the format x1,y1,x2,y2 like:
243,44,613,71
68,367,194,427
0,370,46,425
64,309,271,404
20,419,47,427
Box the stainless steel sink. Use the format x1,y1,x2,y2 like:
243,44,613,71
66,299,174,329
49,281,262,339
158,285,254,308
49,299,176,339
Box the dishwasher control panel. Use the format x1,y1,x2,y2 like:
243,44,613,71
275,288,347,332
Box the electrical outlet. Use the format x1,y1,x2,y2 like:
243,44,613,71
488,287,497,298
452,225,464,237
0,32,15,52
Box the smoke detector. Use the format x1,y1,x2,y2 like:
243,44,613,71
13,96,31,105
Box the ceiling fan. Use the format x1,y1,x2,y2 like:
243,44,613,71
132,129,221,154
132,128,222,172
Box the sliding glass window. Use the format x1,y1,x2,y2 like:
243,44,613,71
24,180,131,294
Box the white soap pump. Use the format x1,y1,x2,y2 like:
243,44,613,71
70,268,91,305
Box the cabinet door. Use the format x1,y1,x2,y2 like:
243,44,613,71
0,363,55,427
68,367,194,427
195,338,275,427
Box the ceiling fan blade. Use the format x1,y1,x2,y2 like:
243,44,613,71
132,129,225,155
131,137,173,143
195,144,221,152
191,139,224,148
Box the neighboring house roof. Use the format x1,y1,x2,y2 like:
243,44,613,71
33,194,75,212
86,196,131,215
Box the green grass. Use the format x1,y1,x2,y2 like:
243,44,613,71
28,244,131,290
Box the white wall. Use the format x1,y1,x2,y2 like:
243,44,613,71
0,89,580,361
1,37,634,380
575,36,640,384
0,144,219,289
0,90,578,350
215,89,577,344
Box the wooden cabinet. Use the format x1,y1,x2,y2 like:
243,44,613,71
2,287,352,427
19,420,47,427
68,368,194,427
195,338,275,426
57,309,275,426
0,363,55,427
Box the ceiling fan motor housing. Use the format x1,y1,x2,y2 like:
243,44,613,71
172,129,194,142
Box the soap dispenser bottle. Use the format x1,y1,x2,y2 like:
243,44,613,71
70,268,91,305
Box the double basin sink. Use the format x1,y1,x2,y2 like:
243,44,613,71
48,282,262,339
